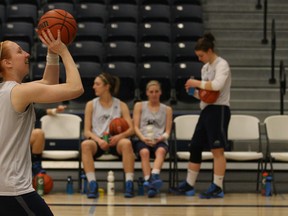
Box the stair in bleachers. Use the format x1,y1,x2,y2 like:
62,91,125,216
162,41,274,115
201,0,288,121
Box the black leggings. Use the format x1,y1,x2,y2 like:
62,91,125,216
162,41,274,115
0,191,54,216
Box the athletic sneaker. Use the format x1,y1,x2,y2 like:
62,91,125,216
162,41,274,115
87,181,99,199
169,181,195,196
124,180,134,198
199,183,224,199
150,174,163,190
143,180,150,188
147,188,157,198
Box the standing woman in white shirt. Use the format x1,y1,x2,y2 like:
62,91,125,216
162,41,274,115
173,32,231,199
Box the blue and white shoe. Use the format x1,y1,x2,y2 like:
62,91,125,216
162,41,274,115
199,183,224,199
87,181,99,199
169,181,195,196
124,180,134,198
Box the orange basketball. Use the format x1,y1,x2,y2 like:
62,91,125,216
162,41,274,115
33,172,54,194
37,9,77,45
109,117,129,136
199,89,220,104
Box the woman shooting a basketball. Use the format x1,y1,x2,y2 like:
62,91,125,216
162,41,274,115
173,32,231,199
81,72,135,199
0,29,83,215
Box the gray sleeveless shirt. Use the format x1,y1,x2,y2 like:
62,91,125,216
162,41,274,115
0,81,35,195
139,101,168,145
92,97,121,137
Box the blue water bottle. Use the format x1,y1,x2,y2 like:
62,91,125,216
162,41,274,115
265,175,272,196
66,176,74,194
187,76,195,96
138,177,144,196
80,172,88,194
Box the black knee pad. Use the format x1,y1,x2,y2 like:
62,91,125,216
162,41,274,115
189,143,202,163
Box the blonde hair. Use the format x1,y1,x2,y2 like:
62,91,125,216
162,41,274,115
146,80,161,90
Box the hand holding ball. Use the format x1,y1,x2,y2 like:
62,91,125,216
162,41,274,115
37,9,77,45
109,118,129,136
199,89,220,104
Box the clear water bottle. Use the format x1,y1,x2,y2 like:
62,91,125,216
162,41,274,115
66,176,74,194
107,170,115,196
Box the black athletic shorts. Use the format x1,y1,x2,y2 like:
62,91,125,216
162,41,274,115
191,105,231,151
133,141,168,158
0,191,54,216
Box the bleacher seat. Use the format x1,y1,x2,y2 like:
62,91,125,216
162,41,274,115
139,41,172,62
75,3,108,23
139,61,173,102
172,21,204,42
2,21,34,45
140,4,171,23
108,3,138,23
105,41,138,63
107,21,138,42
69,40,105,64
104,61,138,102
42,2,75,17
139,22,171,42
0,4,6,25
172,41,198,62
174,61,202,103
76,21,107,42
172,4,203,23
6,3,38,25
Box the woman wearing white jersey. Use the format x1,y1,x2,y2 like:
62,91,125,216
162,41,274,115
173,32,231,199
133,80,173,198
0,30,83,215
81,72,135,199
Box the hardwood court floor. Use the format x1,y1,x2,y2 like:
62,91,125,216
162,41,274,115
44,192,288,216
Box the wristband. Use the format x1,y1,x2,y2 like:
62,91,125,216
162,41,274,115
162,132,169,140
51,108,57,115
46,53,59,65
200,81,206,89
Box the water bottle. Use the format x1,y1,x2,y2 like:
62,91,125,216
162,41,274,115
261,171,268,196
66,176,74,194
103,131,109,143
107,170,115,195
138,177,144,196
36,171,45,196
187,76,195,96
265,175,272,196
80,172,88,194
103,132,110,154
146,124,154,142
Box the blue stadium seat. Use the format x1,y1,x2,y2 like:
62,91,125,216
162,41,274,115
108,3,138,23
107,21,138,42
69,40,105,63
139,41,172,62
75,3,108,23
172,21,204,42
104,61,138,102
139,61,173,102
172,41,198,62
139,22,171,42
6,3,38,25
140,4,171,23
172,4,203,23
76,21,107,42
105,41,138,63
174,61,203,103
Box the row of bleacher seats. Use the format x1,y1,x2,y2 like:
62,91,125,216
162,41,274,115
0,0,204,105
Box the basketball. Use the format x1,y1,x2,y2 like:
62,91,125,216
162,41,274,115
109,117,129,136
199,89,220,104
37,9,77,45
33,172,54,194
